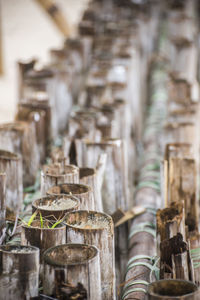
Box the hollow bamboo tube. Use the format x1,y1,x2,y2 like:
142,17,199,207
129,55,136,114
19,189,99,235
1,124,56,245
147,279,199,299
83,138,128,214
0,122,39,186
0,150,23,213
157,201,186,252
41,164,79,196
43,243,102,300
16,104,47,163
65,210,116,300
189,233,200,286
32,194,79,220
0,244,39,300
0,173,6,241
79,167,103,211
160,233,194,281
47,183,95,210
21,220,66,261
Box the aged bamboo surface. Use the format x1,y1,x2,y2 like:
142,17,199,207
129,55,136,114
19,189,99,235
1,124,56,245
0,245,39,300
65,210,116,300
43,243,102,299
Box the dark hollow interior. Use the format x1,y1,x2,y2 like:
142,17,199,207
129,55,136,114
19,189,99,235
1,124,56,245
149,280,197,296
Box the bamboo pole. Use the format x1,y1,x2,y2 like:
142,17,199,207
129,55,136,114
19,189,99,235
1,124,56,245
0,122,39,186
43,243,102,300
0,150,23,213
34,0,70,37
65,210,116,300
41,163,79,196
21,220,66,262
0,245,40,299
32,194,79,220
47,183,95,210
0,173,6,242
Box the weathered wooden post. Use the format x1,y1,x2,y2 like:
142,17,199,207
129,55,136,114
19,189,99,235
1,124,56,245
32,194,79,220
82,138,128,214
41,163,79,196
147,279,199,299
0,122,39,186
47,183,95,210
43,243,102,300
21,219,66,261
0,244,39,300
65,210,116,300
79,167,103,211
0,173,6,242
0,150,23,213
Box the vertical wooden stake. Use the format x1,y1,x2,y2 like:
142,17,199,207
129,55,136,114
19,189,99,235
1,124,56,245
43,244,102,300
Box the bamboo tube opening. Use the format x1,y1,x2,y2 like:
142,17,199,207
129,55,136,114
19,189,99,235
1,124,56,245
32,195,79,219
44,164,79,177
148,279,198,297
47,183,91,196
44,243,98,267
79,167,95,179
0,244,39,254
65,210,113,232
0,150,19,160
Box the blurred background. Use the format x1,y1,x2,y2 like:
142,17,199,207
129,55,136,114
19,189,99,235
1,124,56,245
0,0,89,122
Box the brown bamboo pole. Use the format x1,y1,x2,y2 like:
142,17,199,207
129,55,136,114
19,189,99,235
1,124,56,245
34,0,70,37
43,243,102,300
32,194,79,220
65,210,116,300
41,163,79,196
157,201,186,249
147,279,199,299
47,183,95,210
160,233,194,281
0,245,39,299
21,220,66,262
0,173,6,242
0,150,23,213
0,122,39,186
16,98,52,155
79,167,103,212
82,138,128,214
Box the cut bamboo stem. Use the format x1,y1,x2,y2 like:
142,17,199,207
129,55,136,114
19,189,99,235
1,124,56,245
0,150,23,213
41,163,79,196
21,220,66,261
43,243,102,300
47,183,95,210
0,245,39,300
32,194,79,220
79,167,103,211
0,173,6,242
148,279,199,299
65,210,116,300
0,122,39,186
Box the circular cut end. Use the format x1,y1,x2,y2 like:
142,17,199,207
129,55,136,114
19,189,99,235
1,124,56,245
79,168,95,179
65,210,113,231
47,183,91,196
148,280,198,298
44,243,98,267
43,164,79,177
32,195,79,212
0,150,19,161
0,244,39,254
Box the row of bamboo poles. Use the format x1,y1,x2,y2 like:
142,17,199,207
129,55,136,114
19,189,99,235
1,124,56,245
0,0,200,299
